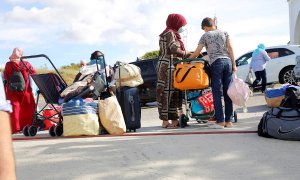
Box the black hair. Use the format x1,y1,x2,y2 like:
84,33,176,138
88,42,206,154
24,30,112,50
90,51,101,60
201,17,214,30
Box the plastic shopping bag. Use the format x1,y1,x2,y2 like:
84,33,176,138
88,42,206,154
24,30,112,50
245,71,254,85
227,74,253,108
98,95,126,135
62,99,99,136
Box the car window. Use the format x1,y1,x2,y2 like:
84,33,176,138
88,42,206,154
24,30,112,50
134,61,155,76
266,48,294,59
236,52,252,66
152,59,158,72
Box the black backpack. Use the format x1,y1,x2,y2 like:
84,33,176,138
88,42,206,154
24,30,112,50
9,64,26,92
280,86,300,108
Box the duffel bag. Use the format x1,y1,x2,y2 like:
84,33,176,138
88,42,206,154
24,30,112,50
173,62,209,90
258,107,300,140
62,99,99,136
114,62,143,88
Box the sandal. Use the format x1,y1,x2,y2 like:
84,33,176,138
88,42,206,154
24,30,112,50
162,121,170,128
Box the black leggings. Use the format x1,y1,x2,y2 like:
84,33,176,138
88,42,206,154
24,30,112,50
252,69,267,92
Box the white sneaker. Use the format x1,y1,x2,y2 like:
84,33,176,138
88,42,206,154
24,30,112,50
208,123,224,129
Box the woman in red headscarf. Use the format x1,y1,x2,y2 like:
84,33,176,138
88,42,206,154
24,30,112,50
4,48,37,134
157,14,191,128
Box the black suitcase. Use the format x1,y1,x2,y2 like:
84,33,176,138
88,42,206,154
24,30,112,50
117,87,141,132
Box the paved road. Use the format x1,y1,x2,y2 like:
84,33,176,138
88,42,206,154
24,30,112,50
12,92,300,180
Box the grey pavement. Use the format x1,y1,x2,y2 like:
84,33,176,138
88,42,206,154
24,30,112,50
12,92,300,180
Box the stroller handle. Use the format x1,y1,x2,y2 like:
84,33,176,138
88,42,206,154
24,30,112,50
174,58,208,65
20,54,67,86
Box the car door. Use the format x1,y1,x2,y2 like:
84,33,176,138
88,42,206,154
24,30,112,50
235,52,252,81
265,48,295,83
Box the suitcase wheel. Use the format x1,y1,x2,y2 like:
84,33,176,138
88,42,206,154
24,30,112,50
28,125,38,136
179,114,189,128
127,129,136,132
49,125,56,137
22,125,29,136
54,125,63,136
233,111,237,123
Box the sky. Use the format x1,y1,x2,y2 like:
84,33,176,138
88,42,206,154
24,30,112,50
0,0,291,69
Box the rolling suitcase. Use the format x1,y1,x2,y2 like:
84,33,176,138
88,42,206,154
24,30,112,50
117,86,141,132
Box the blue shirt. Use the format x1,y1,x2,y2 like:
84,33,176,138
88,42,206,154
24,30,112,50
250,50,271,72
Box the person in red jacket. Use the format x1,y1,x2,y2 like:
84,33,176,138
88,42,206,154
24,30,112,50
4,47,37,134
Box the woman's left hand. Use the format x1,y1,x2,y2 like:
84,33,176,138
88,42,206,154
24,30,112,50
232,65,237,73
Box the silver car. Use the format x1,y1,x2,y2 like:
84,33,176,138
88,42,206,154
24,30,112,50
235,45,300,85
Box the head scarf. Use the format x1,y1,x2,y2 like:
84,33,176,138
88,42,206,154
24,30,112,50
252,43,266,58
159,13,187,51
9,47,24,62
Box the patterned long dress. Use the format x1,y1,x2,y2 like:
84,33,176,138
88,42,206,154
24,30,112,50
156,30,186,121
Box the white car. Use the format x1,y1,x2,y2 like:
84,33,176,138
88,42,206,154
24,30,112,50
235,45,300,85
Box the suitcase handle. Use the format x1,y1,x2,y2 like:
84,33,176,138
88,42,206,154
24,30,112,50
129,96,135,122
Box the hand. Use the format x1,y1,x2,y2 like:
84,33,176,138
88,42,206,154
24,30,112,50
232,65,237,73
184,51,192,59
186,51,192,57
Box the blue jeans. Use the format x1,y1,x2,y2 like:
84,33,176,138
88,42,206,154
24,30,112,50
211,58,233,123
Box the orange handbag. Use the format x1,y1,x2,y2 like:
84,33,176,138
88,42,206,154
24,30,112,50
173,62,209,90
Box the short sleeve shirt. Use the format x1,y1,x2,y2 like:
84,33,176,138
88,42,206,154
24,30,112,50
198,29,230,64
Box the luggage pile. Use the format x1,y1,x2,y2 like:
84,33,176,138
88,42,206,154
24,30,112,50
258,85,300,140
61,56,143,136
21,52,143,137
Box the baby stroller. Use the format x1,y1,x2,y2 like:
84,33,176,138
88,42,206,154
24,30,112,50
20,54,67,137
173,58,237,128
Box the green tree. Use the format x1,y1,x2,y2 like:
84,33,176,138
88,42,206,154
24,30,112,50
140,50,159,60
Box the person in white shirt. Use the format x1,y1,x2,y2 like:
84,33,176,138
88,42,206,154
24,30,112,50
0,73,16,180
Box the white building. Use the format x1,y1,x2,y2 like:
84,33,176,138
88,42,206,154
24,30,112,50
288,0,300,44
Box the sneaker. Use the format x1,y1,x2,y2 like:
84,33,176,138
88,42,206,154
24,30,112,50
208,123,224,129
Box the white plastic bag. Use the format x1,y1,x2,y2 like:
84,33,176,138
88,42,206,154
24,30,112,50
227,74,253,109
245,71,254,85
98,96,126,135
114,62,143,88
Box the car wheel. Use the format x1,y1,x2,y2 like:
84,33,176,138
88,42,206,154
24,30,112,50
279,66,296,84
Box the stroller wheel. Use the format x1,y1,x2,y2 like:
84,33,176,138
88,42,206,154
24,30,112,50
179,114,189,128
233,111,238,123
54,125,63,136
49,125,56,137
22,125,29,136
28,125,38,136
